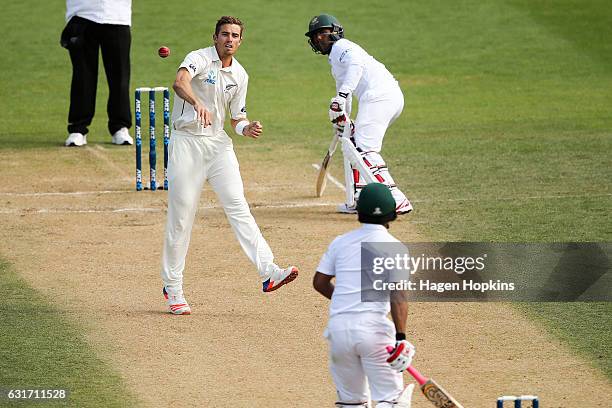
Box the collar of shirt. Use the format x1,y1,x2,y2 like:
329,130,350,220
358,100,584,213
360,223,388,232
209,46,234,72
209,46,221,62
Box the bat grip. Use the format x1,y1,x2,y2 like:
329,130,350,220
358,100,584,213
406,366,427,386
385,346,428,386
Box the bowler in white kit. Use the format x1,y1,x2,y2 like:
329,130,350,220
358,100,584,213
306,14,413,215
160,16,298,315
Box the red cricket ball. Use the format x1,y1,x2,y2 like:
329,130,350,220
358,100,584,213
158,46,170,58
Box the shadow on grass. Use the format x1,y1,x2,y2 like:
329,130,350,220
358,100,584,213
0,134,65,150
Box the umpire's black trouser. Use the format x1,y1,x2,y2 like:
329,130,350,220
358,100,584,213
62,16,131,136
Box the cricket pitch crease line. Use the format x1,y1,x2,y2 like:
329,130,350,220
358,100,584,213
2,161,610,204
88,145,133,183
0,201,338,214
1,188,610,202
309,163,612,203
0,207,160,214
311,163,346,191
418,192,612,203
0,187,307,197
0,190,128,197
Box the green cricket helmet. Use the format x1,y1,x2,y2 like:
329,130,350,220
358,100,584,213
305,14,344,54
357,183,397,224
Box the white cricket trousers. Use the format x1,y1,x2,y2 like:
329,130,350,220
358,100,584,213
325,312,404,404
353,87,404,152
350,87,408,206
161,130,274,291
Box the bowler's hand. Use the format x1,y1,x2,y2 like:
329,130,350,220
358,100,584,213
244,121,263,139
194,103,212,128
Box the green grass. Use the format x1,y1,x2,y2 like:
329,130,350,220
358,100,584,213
0,260,136,407
519,302,612,377
0,0,610,388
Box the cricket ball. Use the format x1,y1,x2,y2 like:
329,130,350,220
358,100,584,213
158,46,170,58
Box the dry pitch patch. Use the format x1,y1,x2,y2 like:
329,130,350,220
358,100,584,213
1,145,610,407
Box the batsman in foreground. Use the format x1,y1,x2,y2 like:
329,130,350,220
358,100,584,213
160,16,298,315
306,14,413,214
313,183,416,407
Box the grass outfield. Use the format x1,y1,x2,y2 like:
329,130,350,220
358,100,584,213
0,260,136,407
519,302,611,378
1,0,610,395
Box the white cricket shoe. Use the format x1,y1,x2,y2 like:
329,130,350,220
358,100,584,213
111,127,133,145
65,132,87,147
163,287,191,315
396,199,413,215
262,265,299,292
337,203,358,214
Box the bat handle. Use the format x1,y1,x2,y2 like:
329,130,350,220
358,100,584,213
386,346,428,386
406,366,427,386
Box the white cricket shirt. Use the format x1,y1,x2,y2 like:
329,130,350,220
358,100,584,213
317,224,407,317
172,46,248,136
66,0,132,25
328,38,399,101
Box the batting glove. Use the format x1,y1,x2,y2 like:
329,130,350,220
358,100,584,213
386,340,416,372
333,122,345,137
329,92,348,126
333,120,355,138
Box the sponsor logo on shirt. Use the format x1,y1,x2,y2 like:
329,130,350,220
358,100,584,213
189,64,197,73
339,49,351,63
225,84,237,92
204,70,216,85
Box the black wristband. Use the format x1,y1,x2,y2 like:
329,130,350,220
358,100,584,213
395,332,406,341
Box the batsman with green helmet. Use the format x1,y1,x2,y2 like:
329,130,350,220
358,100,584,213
313,183,416,407
306,14,413,215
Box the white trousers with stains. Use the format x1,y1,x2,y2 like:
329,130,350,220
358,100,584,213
160,129,274,291
325,312,405,405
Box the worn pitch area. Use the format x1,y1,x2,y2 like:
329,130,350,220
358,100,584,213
1,145,610,407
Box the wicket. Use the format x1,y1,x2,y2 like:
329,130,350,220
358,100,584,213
497,395,539,408
135,87,170,191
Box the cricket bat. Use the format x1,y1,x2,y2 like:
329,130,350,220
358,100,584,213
315,132,340,197
386,346,464,408
407,365,464,408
